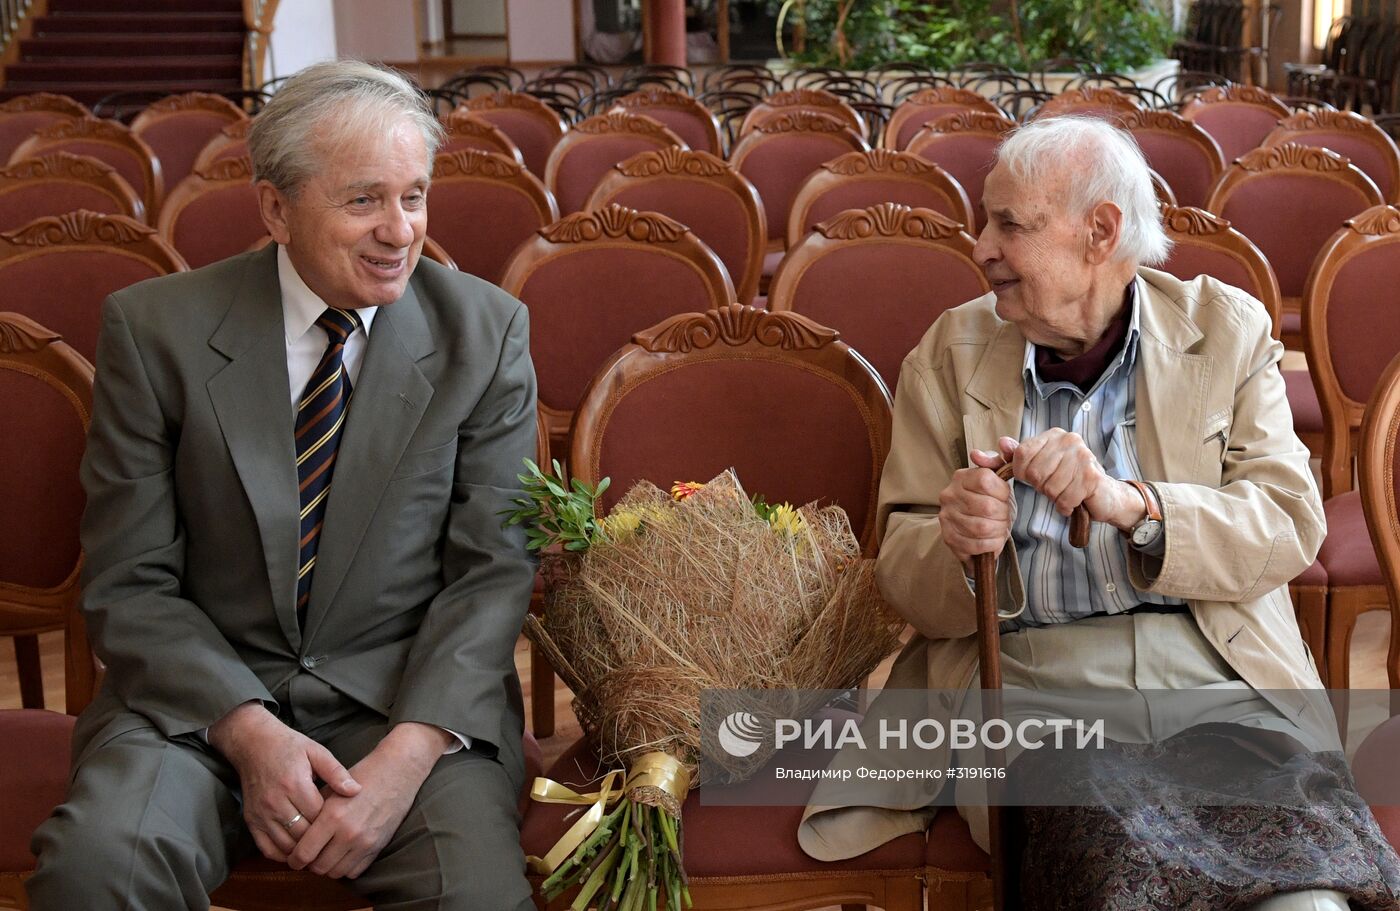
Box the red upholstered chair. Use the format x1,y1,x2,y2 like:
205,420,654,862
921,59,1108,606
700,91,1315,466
1263,109,1400,205
0,314,95,712
1180,84,1292,168
10,117,163,223
524,711,922,911
729,111,870,287
786,149,975,249
1156,203,1327,671
1357,349,1400,693
0,152,145,231
0,93,88,164
523,309,909,907
739,87,868,142
130,92,248,194
610,87,723,155
569,305,892,546
924,809,993,911
906,110,1016,233
1032,86,1144,123
157,157,265,269
884,87,1004,152
542,111,686,215
427,149,557,285
586,147,766,306
0,211,187,363
1302,205,1400,686
191,117,252,174
1120,109,1226,210
440,110,525,164
769,203,988,393
498,204,734,460
1205,143,1383,351
461,91,568,177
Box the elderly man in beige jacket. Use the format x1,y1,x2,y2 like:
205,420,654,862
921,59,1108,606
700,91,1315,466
798,117,1399,911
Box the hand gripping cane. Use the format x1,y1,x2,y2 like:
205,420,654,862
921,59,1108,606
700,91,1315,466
973,462,1092,911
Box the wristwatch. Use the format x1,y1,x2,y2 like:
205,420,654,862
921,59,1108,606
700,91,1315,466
1124,479,1163,548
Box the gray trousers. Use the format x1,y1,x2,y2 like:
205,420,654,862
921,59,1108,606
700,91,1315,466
26,674,534,911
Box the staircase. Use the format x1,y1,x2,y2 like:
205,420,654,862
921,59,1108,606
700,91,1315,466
0,0,246,106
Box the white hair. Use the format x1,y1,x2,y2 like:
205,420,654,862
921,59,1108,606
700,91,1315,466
994,116,1171,266
249,59,445,195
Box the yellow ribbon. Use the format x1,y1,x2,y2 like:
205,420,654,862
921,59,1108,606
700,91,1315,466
525,752,690,876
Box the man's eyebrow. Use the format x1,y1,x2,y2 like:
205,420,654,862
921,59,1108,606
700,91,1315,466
339,177,431,194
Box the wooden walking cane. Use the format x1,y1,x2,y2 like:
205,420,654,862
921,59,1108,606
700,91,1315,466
973,462,1091,911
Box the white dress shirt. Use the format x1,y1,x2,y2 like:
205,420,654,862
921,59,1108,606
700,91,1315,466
227,247,470,754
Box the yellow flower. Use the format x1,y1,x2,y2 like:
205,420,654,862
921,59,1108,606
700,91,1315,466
600,508,643,542
671,481,705,501
768,503,806,538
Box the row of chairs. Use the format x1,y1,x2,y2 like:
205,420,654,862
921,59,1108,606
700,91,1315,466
1287,16,1400,115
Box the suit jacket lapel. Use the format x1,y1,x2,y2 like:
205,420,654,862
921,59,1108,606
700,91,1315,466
205,246,303,646
1133,271,1209,483
962,319,1027,458
302,280,436,644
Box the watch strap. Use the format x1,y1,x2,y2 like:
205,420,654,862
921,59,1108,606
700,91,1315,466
1125,478,1161,523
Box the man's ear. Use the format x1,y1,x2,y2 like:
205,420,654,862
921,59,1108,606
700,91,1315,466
256,180,292,246
1085,201,1124,265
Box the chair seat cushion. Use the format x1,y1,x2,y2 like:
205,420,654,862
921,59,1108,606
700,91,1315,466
924,807,991,873
763,248,784,278
1318,491,1383,586
0,710,74,872
1283,369,1323,434
1282,311,1302,339
522,733,925,878
1292,558,1328,587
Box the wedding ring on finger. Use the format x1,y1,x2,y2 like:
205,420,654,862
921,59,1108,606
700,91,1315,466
280,813,303,831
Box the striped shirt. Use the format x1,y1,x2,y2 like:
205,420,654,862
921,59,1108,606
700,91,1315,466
1010,284,1185,627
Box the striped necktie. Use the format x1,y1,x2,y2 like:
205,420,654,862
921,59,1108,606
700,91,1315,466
295,307,361,627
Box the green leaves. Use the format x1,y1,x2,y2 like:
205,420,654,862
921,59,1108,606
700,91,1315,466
782,0,1177,73
500,458,610,553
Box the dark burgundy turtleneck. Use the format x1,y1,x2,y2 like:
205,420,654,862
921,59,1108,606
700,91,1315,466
1032,283,1135,393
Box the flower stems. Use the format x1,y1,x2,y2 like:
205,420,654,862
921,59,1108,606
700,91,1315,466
544,798,688,910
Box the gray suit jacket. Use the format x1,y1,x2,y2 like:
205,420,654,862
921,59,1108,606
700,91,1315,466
75,245,538,794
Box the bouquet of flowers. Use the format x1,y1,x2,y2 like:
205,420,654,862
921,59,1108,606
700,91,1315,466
504,460,902,910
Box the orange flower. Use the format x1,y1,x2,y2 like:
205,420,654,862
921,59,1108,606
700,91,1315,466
670,481,705,501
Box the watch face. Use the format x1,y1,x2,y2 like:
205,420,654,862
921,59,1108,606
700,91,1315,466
1132,519,1163,547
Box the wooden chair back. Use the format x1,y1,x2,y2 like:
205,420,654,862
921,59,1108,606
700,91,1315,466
905,110,1016,232
769,203,987,392
1120,108,1227,210
1263,109,1400,204
729,111,871,246
586,147,765,306
130,92,248,191
499,204,734,456
1302,204,1400,497
429,148,558,284
787,148,974,248
0,152,144,230
543,111,686,215
11,117,163,220
1180,84,1292,165
569,305,893,551
0,211,187,362
461,91,568,176
885,87,1004,151
611,87,722,155
739,88,867,141
157,157,265,269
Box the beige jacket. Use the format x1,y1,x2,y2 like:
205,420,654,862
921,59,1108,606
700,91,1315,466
799,267,1330,861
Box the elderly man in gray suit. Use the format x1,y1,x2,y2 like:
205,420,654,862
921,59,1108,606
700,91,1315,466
28,61,538,910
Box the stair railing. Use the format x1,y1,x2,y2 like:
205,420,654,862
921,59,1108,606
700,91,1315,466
1,0,37,60
242,0,280,92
